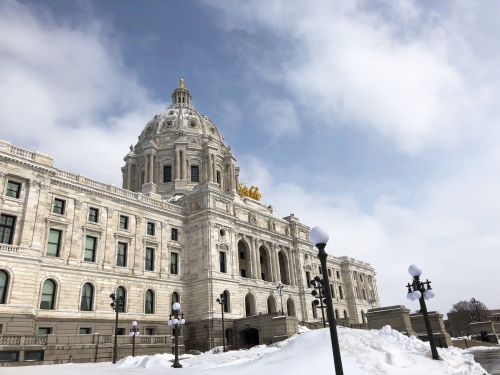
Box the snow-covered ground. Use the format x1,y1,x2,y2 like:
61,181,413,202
2,326,488,375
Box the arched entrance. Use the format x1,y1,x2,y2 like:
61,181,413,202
259,246,271,281
278,250,289,284
239,327,260,348
238,240,251,278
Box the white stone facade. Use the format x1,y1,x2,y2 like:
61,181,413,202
0,82,379,349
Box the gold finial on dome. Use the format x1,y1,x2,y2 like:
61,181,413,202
179,78,185,89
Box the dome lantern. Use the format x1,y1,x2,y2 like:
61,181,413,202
171,78,192,108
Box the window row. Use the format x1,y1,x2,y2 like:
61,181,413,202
162,164,207,184
44,232,180,273
0,272,181,314
0,212,180,246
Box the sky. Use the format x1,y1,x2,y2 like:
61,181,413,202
1,0,499,315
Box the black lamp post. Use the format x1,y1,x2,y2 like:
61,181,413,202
130,320,138,357
110,293,124,364
216,293,227,352
471,298,481,322
310,276,326,327
406,264,440,360
276,282,285,316
310,226,344,375
168,302,186,368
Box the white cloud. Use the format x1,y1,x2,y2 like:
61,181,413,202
205,0,494,153
239,151,500,314
0,0,162,183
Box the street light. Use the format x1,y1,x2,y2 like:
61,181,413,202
130,320,138,357
310,226,344,375
168,302,186,368
216,293,227,352
310,276,326,327
406,264,439,360
110,293,124,364
471,298,481,322
276,282,284,316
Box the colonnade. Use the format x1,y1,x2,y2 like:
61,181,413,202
236,236,296,286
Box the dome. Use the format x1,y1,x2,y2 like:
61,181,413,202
122,80,239,198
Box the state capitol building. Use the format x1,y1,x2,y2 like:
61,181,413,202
0,80,379,352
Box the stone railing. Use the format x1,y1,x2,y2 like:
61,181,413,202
0,244,20,254
0,139,53,166
24,336,48,345
0,336,21,345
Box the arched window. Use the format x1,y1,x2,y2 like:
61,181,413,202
335,309,339,319
267,295,277,314
0,270,9,304
244,293,256,317
145,289,154,314
222,290,230,313
287,298,296,317
171,291,180,311
116,286,126,312
278,251,289,284
259,246,271,281
237,240,250,278
80,283,94,311
40,279,56,310
312,301,318,318
343,310,348,318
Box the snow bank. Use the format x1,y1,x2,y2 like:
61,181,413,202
1,325,487,375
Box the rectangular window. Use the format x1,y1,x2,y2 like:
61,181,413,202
163,165,172,182
191,165,199,182
6,181,21,199
84,236,97,262
219,251,226,273
0,214,16,244
336,270,340,279
79,327,92,334
170,252,178,274
339,285,344,300
328,269,332,277
147,221,155,236
145,247,155,271
47,229,62,257
0,324,3,334
52,198,65,215
171,228,178,241
119,215,129,230
240,269,247,277
37,327,52,335
216,171,221,184
0,351,19,362
145,327,155,336
330,284,335,298
88,207,99,223
116,328,125,336
360,274,364,283
117,242,128,267
24,351,44,362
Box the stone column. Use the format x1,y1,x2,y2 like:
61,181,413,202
212,155,216,183
148,153,153,183
144,154,149,183
207,155,213,182
126,162,132,189
254,238,261,280
175,149,180,180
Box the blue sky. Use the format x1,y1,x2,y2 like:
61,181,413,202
1,0,499,314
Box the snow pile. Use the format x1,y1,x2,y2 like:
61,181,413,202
2,325,487,375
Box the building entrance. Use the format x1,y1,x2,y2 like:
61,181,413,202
239,327,260,348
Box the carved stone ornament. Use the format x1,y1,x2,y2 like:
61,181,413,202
136,216,142,224
248,212,257,225
74,199,82,209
